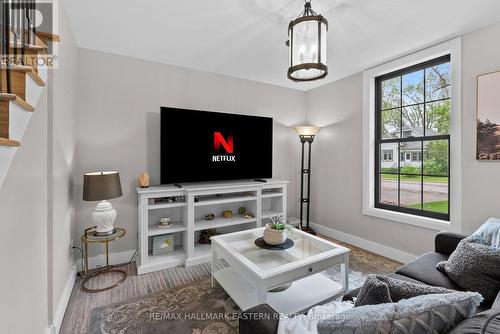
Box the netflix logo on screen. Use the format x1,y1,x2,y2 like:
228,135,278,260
212,132,236,162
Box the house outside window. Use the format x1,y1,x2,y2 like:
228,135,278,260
375,55,451,221
382,150,393,162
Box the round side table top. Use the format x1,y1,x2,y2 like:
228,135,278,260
81,227,126,243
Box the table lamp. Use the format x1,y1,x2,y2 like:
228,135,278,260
83,171,123,236
294,125,320,235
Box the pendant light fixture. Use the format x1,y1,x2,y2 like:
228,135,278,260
286,0,328,82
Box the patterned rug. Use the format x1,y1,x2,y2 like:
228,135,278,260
89,268,368,334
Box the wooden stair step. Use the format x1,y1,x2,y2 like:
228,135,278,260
1,63,45,87
0,93,35,112
10,30,49,49
9,42,47,51
35,31,60,43
1,67,26,100
0,138,20,147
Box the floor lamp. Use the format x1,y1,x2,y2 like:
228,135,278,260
295,125,320,235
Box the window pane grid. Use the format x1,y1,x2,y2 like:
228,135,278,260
375,56,450,221
381,96,451,112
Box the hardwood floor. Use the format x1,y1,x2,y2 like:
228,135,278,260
60,236,401,333
318,234,401,274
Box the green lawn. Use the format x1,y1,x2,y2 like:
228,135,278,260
408,200,449,214
381,174,448,184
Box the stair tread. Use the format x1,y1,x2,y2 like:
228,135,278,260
10,30,49,49
0,93,35,112
35,31,60,42
9,42,46,51
0,138,20,147
1,63,46,86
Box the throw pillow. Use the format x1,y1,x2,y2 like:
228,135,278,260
355,274,454,307
473,217,500,248
318,292,482,334
436,236,500,305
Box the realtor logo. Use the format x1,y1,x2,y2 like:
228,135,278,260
212,132,236,162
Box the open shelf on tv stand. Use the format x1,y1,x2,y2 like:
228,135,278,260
136,179,289,274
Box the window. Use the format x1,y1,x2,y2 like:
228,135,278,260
382,149,393,162
375,55,450,221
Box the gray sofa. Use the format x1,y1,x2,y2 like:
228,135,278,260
239,232,500,334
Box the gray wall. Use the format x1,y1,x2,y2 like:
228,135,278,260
461,22,500,231
75,48,305,262
306,22,500,256
49,5,78,329
0,90,48,332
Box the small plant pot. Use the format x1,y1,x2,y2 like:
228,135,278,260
263,223,287,246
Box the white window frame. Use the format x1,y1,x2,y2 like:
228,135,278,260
362,38,462,232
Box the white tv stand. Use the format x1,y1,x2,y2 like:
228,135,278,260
136,179,289,275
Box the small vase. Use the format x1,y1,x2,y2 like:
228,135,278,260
263,223,287,246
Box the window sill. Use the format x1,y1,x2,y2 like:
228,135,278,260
363,206,451,231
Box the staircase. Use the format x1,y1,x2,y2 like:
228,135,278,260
0,0,59,186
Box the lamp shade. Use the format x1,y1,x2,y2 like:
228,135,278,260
294,125,320,137
83,171,122,201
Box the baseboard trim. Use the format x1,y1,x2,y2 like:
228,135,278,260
51,265,77,334
311,223,417,264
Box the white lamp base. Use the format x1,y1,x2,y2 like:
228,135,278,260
93,200,117,236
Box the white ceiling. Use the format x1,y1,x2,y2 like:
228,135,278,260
64,0,500,91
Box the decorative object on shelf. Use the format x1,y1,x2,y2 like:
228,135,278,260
199,229,217,244
286,0,328,82
153,195,185,204
175,195,186,202
294,125,320,235
152,234,174,255
239,207,254,219
477,70,500,160
158,216,172,227
83,171,123,236
205,213,215,220
263,215,291,246
223,210,233,218
243,212,254,219
138,172,150,188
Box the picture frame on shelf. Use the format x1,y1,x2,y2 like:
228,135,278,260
152,234,174,255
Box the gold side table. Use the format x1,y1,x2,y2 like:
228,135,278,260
81,227,127,293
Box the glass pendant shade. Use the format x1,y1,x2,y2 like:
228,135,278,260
287,1,328,82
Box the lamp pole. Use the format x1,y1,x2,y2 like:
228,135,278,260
299,134,316,235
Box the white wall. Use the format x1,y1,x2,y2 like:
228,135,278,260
48,4,78,332
0,93,48,333
75,48,305,262
306,22,500,257
461,22,500,233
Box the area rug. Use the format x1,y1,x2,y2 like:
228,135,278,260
89,270,369,334
89,279,240,334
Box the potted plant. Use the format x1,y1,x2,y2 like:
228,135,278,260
263,215,291,246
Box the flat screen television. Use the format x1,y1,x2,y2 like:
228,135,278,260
160,107,273,184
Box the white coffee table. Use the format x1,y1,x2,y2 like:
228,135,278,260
210,227,350,314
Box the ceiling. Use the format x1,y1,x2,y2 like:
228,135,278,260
64,0,500,91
